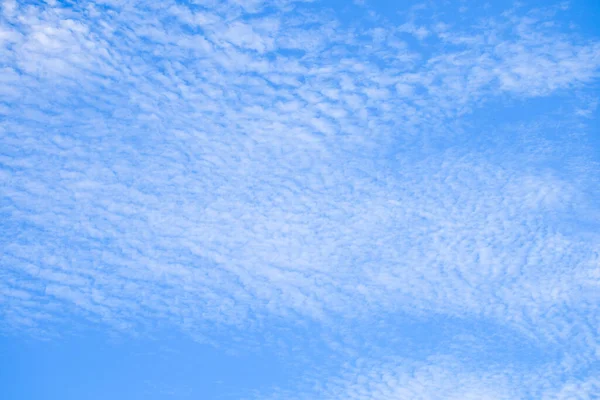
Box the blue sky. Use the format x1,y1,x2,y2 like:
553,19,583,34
1,0,600,399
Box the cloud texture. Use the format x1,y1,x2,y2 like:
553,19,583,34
1,0,600,398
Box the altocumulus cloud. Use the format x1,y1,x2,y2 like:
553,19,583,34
1,0,600,398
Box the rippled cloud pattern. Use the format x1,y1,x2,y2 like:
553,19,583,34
1,0,600,399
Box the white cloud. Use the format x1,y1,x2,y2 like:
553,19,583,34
257,356,520,400
1,0,600,396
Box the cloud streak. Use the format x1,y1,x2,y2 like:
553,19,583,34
1,0,600,397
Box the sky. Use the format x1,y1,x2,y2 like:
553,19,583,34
1,0,600,399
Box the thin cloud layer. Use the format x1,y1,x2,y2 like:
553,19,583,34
254,354,600,400
1,0,600,398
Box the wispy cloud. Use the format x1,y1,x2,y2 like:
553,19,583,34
1,0,600,397
254,353,600,399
